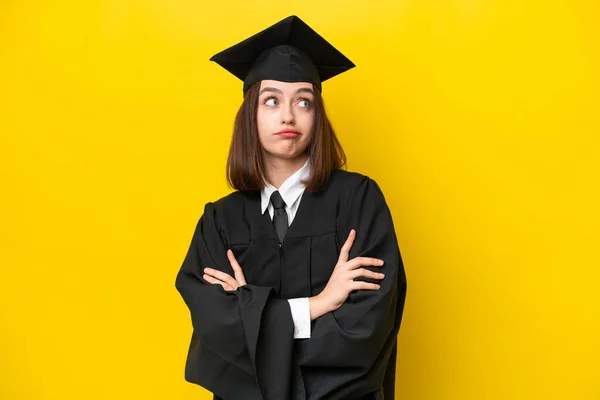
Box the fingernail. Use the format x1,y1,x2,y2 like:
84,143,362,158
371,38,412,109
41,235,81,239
376,285,381,289
378,260,384,265
204,268,210,272
379,273,385,278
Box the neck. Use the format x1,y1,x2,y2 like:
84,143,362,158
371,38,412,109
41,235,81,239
263,153,308,189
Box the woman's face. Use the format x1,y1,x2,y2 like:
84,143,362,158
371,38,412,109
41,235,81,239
256,80,315,161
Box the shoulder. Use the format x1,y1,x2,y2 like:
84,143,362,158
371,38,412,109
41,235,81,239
328,169,384,197
203,190,255,216
194,191,256,241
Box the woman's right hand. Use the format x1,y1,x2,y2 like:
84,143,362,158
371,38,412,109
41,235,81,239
309,229,385,320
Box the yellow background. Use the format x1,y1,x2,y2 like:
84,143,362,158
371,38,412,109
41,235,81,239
1,1,599,399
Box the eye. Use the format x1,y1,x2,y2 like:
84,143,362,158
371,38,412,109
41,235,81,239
297,98,312,108
264,97,279,106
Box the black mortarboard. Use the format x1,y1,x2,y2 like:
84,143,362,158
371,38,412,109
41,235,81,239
210,15,355,96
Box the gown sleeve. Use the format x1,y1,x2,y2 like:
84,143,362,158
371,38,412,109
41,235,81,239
294,176,408,400
175,202,297,400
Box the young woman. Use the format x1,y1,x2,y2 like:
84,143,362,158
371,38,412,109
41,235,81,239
176,15,407,400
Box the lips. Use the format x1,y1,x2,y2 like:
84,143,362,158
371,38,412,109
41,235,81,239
276,129,299,137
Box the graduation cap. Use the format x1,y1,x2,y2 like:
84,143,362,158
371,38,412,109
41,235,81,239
210,15,355,96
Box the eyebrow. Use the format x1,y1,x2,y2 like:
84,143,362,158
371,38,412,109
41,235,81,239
259,87,315,96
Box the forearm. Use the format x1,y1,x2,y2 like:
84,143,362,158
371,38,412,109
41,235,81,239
308,294,335,321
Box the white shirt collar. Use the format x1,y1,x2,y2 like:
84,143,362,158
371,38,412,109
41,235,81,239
261,159,311,214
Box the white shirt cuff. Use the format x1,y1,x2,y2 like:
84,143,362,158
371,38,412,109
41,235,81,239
287,297,311,339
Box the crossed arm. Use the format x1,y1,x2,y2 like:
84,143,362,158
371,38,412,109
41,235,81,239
202,228,386,321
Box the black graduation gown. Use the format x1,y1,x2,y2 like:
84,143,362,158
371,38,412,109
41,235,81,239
175,170,407,400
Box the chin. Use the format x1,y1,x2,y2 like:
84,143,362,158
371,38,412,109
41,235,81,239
265,148,308,161
275,153,304,160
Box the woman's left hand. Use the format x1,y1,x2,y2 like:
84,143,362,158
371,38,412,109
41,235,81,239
203,249,247,291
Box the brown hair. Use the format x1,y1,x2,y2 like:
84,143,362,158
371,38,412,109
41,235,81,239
226,82,346,193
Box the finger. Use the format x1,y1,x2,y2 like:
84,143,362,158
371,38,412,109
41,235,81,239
350,281,381,291
204,268,239,289
202,273,225,287
337,229,356,264
227,249,247,286
203,274,235,291
346,257,385,270
349,268,385,280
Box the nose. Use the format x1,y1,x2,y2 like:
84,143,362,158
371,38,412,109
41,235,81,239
280,103,295,125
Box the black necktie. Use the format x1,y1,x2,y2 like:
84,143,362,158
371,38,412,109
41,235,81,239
270,190,288,243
